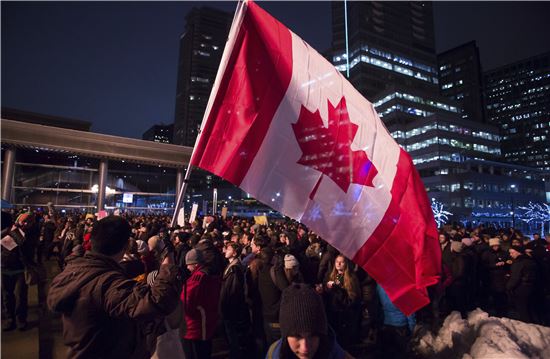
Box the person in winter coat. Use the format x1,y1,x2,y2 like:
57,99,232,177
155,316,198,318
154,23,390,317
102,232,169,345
506,245,537,323
377,285,416,359
284,254,304,284
1,212,38,331
245,236,269,358
258,247,290,346
47,216,182,358
317,244,337,284
266,283,352,359
461,237,478,310
482,237,509,317
439,232,452,269
446,240,467,316
220,242,252,359
119,239,146,279
39,214,57,262
181,248,222,359
324,255,361,351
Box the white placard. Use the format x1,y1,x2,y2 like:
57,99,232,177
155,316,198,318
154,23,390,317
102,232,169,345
123,193,133,203
177,208,185,226
189,203,199,224
1,235,18,251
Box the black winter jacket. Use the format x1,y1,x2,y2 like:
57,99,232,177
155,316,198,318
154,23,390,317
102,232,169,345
47,252,182,359
506,255,536,293
220,259,250,322
482,249,509,292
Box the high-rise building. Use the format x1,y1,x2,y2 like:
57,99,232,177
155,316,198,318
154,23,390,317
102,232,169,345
437,41,485,123
371,90,546,226
331,1,439,101
142,124,174,144
330,2,546,227
484,52,550,171
173,7,232,146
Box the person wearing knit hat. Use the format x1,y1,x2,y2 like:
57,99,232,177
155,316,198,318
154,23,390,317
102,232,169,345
482,236,509,317
266,283,350,359
447,239,467,316
284,254,304,284
2,211,36,331
284,254,299,269
509,245,525,256
184,248,203,270
181,246,221,359
148,235,164,254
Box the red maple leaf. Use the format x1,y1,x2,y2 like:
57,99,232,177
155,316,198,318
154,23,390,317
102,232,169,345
292,97,378,199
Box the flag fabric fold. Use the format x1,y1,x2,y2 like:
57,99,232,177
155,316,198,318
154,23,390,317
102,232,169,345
190,0,441,315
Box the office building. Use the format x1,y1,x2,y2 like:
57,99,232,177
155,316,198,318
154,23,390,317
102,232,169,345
437,41,485,123
376,98,546,226
331,1,439,101
484,52,550,171
142,124,174,144
330,3,547,229
173,7,232,146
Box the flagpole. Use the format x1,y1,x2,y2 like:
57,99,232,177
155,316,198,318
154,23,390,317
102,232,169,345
344,0,350,78
170,0,248,228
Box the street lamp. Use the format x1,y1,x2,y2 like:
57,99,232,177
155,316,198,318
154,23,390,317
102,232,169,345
510,184,516,228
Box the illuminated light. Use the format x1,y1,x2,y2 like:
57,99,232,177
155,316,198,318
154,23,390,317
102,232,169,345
90,185,116,195
431,200,453,227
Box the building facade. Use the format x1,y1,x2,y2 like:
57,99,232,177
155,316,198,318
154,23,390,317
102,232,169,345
437,41,485,123
330,2,547,230
381,110,546,227
172,7,232,146
142,124,174,144
331,1,438,101
484,52,550,172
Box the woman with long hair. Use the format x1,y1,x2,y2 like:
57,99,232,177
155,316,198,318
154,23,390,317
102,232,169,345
324,255,361,351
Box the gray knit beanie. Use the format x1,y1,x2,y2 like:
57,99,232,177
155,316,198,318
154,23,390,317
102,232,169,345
279,283,328,338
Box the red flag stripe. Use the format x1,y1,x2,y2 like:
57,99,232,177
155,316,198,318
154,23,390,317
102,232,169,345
190,2,293,185
353,148,441,315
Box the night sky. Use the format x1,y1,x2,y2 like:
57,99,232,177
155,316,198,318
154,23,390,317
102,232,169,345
2,1,549,140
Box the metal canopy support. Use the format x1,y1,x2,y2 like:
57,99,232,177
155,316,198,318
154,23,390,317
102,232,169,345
97,159,108,211
170,164,193,228
176,169,184,202
2,147,16,202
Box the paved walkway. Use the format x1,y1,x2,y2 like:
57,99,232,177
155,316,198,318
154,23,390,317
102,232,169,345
1,260,65,359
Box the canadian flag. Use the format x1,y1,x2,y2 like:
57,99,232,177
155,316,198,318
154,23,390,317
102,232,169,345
190,1,440,315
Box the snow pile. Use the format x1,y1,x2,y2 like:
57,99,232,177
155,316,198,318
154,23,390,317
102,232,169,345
414,309,550,359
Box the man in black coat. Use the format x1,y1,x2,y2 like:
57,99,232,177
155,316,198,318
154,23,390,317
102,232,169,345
220,242,251,359
446,240,467,316
482,237,509,317
507,245,537,323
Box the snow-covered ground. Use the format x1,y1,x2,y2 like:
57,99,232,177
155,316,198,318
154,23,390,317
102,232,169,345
414,309,550,359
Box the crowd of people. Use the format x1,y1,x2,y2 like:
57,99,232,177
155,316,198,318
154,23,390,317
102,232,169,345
1,206,550,358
